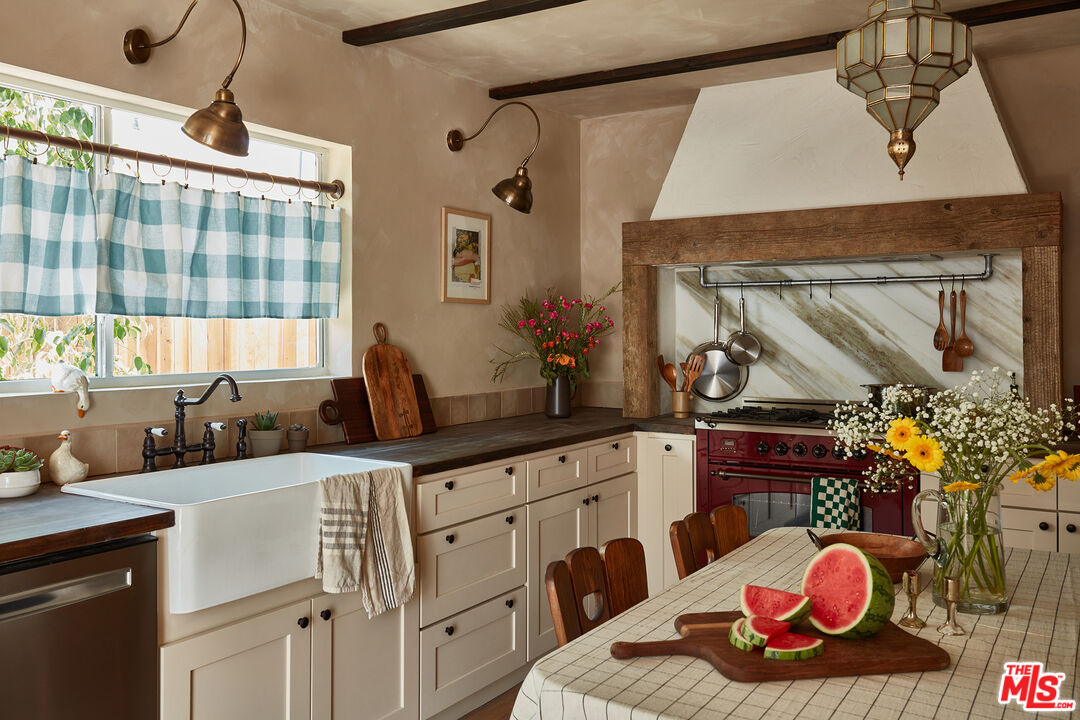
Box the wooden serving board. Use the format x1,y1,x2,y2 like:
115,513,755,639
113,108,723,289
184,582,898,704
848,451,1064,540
319,375,436,444
363,323,423,441
610,611,949,682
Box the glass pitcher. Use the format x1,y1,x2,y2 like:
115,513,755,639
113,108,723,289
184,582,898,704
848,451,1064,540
912,485,1009,614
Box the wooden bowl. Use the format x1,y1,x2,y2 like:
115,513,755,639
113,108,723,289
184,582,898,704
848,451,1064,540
818,532,927,583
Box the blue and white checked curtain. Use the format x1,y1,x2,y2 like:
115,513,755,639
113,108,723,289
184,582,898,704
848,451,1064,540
0,156,341,319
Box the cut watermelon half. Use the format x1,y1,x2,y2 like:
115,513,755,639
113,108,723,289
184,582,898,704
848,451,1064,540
740,584,812,624
801,543,896,639
763,632,825,661
742,615,791,647
728,618,755,652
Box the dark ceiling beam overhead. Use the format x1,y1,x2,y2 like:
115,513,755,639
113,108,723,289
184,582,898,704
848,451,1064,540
342,0,587,47
489,0,1080,99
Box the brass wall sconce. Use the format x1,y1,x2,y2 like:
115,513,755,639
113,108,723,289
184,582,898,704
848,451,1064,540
124,0,251,157
447,101,541,214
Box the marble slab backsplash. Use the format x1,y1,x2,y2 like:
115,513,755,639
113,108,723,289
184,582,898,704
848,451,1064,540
670,252,1023,410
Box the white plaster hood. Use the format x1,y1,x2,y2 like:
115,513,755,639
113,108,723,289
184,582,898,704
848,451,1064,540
652,62,1027,221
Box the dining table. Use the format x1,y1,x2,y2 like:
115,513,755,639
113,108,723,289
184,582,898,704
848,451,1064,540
510,526,1080,719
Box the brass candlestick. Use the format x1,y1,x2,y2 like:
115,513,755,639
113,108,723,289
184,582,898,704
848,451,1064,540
937,576,966,636
898,570,926,629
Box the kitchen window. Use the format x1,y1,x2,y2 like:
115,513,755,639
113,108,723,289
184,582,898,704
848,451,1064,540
0,79,329,389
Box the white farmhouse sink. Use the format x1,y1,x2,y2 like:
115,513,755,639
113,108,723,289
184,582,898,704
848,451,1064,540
63,453,412,614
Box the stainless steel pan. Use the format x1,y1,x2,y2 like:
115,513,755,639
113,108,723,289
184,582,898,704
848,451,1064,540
725,295,761,366
690,295,747,402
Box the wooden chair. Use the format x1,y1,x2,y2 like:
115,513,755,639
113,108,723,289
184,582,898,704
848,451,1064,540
544,538,649,648
669,506,750,580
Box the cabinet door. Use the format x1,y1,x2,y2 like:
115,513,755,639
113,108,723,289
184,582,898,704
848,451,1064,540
525,447,588,502
657,438,695,591
592,473,639,548
587,436,637,484
526,490,590,660
420,588,526,719
161,600,312,720
1060,513,1080,554
311,590,418,720
1002,507,1058,552
417,507,525,626
415,460,523,533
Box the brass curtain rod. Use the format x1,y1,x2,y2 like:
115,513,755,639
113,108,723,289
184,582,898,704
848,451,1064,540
0,124,345,200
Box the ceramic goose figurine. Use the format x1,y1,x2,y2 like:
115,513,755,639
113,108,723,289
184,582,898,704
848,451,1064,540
49,430,89,485
50,363,91,417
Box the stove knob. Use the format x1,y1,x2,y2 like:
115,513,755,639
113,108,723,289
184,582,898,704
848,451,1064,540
755,441,770,456
851,447,868,461
773,442,789,456
793,442,808,457
812,444,828,459
832,445,846,460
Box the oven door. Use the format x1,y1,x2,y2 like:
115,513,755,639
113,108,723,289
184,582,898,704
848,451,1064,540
704,463,912,538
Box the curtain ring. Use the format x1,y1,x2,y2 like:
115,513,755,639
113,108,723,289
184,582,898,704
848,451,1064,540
210,165,215,189
104,144,114,174
55,140,77,167
225,168,249,191
283,177,301,203
151,155,173,184
3,125,11,157
133,150,141,179
298,183,320,202
252,172,274,198
25,130,52,164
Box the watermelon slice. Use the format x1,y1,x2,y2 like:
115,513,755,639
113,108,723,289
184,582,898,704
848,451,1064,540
763,632,825,661
801,543,896,639
742,615,791,647
728,618,755,652
740,584,812,624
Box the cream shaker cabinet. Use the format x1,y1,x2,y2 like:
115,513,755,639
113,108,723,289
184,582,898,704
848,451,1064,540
1059,513,1080,554
638,435,696,594
593,472,639,547
1002,507,1059,552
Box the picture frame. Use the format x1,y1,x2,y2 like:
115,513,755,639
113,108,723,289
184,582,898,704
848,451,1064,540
441,207,491,304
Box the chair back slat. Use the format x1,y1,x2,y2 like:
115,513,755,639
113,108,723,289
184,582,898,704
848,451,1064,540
600,538,648,616
565,546,611,633
545,559,582,647
711,505,750,557
669,520,697,581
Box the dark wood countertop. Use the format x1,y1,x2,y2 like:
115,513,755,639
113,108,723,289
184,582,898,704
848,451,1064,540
319,407,694,476
0,482,174,566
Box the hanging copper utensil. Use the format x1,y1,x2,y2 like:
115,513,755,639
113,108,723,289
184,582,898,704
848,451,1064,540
955,290,974,358
942,291,963,372
933,290,948,351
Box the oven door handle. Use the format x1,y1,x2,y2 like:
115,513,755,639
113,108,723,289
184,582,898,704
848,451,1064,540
711,471,815,485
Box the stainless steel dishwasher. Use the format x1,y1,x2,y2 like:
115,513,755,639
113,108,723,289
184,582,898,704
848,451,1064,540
0,535,157,720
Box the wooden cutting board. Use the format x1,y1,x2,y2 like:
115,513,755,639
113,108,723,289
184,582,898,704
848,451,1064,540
362,323,423,441
319,375,436,444
610,611,949,682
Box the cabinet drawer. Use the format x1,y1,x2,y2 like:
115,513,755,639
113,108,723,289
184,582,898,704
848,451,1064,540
526,448,587,502
1059,475,1080,513
418,509,525,626
1000,471,1057,511
587,435,637,483
416,461,523,533
1060,513,1080,554
1002,507,1058,552
420,587,526,719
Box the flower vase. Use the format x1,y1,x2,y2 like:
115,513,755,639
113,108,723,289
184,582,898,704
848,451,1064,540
545,376,572,418
913,484,1008,614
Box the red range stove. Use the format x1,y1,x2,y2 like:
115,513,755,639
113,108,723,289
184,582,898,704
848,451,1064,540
695,399,917,537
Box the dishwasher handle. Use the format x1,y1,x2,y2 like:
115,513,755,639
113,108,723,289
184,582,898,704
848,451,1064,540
0,567,133,624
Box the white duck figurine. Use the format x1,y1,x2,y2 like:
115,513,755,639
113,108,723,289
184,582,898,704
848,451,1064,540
49,430,90,485
50,363,91,418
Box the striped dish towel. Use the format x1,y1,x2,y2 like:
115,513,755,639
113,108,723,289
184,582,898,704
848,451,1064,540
810,476,862,530
315,467,415,617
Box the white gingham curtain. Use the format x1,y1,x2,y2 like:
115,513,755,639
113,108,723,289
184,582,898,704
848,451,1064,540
0,156,342,319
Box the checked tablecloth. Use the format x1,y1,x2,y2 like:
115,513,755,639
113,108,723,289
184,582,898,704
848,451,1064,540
511,527,1080,720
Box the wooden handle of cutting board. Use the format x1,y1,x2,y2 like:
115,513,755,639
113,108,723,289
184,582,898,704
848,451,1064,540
610,638,696,660
373,322,388,344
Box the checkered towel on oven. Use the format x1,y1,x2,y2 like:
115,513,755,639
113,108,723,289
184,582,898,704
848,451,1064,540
810,476,861,530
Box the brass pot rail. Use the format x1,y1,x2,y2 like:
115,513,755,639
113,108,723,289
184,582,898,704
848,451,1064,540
0,124,345,201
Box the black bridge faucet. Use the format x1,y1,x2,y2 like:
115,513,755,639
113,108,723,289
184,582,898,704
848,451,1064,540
141,374,243,472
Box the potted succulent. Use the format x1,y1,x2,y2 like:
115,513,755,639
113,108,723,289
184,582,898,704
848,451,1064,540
287,423,310,453
0,447,44,498
249,411,284,458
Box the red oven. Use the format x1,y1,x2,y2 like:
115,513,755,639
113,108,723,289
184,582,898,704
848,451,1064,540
695,425,917,537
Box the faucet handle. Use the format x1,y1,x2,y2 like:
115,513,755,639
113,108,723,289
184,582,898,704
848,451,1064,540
146,427,168,437
206,421,227,432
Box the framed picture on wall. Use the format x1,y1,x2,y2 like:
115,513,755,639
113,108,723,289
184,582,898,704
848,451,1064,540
441,207,491,304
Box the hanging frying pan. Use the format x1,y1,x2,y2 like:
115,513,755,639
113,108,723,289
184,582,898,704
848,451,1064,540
690,293,747,403
725,293,762,366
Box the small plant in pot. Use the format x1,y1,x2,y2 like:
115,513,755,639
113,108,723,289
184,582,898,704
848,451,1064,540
0,447,44,498
248,411,284,458
287,424,309,453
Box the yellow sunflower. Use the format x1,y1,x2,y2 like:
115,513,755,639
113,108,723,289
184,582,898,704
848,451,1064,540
903,435,944,473
886,417,920,451
1010,451,1080,492
942,480,982,493
867,443,905,461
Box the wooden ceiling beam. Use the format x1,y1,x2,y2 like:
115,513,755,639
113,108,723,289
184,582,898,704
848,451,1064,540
342,0,586,47
489,0,1080,99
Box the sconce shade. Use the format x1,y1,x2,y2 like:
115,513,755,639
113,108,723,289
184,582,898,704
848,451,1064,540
492,166,533,214
182,88,250,157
